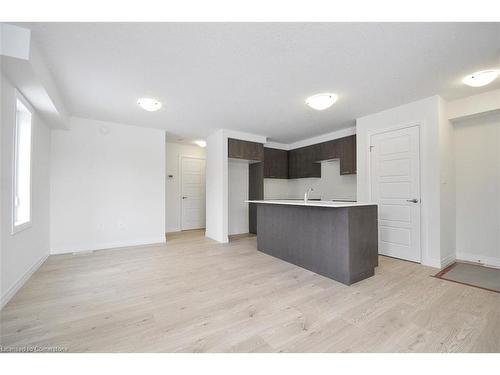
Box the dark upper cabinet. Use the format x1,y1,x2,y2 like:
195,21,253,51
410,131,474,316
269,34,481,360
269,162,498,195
288,145,321,179
338,135,356,175
288,148,299,179
312,135,357,175
238,135,355,180
264,148,288,179
228,138,264,162
317,139,340,161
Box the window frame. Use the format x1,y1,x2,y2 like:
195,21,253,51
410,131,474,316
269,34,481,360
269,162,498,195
12,90,34,234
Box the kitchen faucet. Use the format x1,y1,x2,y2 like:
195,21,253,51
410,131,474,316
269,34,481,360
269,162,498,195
304,187,314,204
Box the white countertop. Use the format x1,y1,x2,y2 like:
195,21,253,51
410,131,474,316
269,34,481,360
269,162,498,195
246,199,377,208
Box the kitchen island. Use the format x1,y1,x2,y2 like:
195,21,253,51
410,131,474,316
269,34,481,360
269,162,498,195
246,200,378,285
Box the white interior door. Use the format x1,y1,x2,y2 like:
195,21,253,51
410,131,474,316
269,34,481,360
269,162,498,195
181,157,206,230
370,125,421,262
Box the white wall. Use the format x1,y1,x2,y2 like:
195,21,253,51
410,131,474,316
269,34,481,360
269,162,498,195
228,161,249,235
0,23,31,60
454,112,500,267
447,89,500,121
1,24,70,129
1,74,51,308
50,117,165,254
205,130,227,242
263,179,291,199
356,96,443,268
264,160,356,201
165,141,206,232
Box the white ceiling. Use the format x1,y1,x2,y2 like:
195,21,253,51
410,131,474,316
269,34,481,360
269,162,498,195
20,22,500,143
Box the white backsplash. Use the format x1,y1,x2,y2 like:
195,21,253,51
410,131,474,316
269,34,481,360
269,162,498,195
264,159,357,201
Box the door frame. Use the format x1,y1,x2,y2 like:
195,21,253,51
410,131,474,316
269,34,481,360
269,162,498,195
179,155,206,231
367,122,424,263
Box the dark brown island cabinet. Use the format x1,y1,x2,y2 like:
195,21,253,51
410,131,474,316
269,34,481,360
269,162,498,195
253,201,378,285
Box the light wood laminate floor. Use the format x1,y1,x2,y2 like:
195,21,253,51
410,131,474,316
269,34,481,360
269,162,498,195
1,230,499,352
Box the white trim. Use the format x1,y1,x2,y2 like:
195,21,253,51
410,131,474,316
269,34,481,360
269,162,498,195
222,129,267,144
265,141,289,150
288,126,356,150
166,225,181,233
440,253,456,269
456,252,500,269
12,90,33,235
12,221,32,234
165,230,182,234
14,88,35,113
179,155,206,231
1,254,48,310
367,122,424,264
424,258,444,269
50,237,166,255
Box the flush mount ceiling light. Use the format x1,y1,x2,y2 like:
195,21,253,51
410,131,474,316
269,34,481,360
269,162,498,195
194,140,207,148
462,70,499,87
306,93,338,110
137,97,162,111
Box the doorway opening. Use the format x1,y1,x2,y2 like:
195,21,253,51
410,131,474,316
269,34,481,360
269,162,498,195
165,138,207,240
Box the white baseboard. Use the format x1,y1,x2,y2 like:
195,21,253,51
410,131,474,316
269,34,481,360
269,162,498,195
51,237,166,255
166,229,181,234
421,257,442,269
440,254,456,269
456,252,500,269
166,226,181,233
1,254,48,310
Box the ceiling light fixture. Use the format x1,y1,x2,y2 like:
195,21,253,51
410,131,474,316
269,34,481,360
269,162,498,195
306,93,338,110
137,97,162,111
462,70,499,87
194,140,207,148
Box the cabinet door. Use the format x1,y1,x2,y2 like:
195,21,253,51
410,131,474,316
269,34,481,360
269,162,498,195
296,148,309,178
289,146,321,178
308,144,321,177
249,162,264,234
247,141,264,161
339,135,356,175
228,138,264,161
228,138,244,159
288,149,299,179
264,148,288,179
317,140,339,161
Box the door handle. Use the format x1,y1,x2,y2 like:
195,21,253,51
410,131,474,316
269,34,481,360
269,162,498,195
406,198,419,203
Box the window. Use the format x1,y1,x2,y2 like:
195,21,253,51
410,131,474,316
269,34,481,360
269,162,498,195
12,95,32,233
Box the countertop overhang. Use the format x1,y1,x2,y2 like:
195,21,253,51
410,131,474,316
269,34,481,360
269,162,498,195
246,200,377,208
